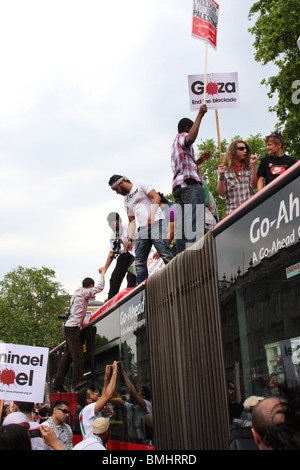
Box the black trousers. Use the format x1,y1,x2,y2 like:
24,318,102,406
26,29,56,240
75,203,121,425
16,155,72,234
108,252,136,300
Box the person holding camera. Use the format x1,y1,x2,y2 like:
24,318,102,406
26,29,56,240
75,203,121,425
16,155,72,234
101,212,136,300
52,268,105,393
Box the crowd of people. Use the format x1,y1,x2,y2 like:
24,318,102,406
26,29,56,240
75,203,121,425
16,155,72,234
0,360,155,450
1,381,299,450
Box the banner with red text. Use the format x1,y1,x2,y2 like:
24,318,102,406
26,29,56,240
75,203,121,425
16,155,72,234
192,0,220,49
0,343,49,403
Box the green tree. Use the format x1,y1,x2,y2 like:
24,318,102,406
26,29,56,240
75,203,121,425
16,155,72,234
248,0,300,158
0,266,70,349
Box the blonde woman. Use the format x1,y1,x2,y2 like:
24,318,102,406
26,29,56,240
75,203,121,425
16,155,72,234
218,140,258,215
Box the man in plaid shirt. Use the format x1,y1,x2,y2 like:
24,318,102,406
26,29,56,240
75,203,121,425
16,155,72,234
171,104,210,254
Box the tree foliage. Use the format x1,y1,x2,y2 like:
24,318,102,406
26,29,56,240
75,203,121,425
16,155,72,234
0,266,70,350
248,0,300,158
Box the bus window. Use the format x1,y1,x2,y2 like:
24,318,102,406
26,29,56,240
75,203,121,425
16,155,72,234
215,176,300,403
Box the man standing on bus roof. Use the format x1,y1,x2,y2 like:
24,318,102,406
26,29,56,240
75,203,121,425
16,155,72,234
171,104,211,254
100,212,136,300
257,132,296,191
52,268,105,393
108,175,174,285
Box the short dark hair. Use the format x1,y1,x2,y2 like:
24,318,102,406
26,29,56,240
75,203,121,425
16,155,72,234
77,384,98,408
15,402,35,414
82,278,94,288
52,400,69,410
77,388,89,408
0,424,31,450
178,118,194,134
157,192,169,204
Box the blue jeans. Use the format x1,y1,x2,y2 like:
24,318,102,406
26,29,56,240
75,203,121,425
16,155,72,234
135,219,174,285
173,183,205,254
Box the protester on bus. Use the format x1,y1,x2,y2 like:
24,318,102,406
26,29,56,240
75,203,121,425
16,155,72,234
108,175,174,285
73,417,110,450
171,104,211,254
217,140,258,215
77,362,118,440
42,400,73,450
100,212,136,300
257,132,296,191
52,268,105,393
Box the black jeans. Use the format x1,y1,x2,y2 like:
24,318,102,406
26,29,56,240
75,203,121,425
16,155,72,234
108,252,136,299
54,326,84,388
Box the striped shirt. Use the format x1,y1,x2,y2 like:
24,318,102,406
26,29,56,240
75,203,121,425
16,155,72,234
171,133,203,190
221,165,255,215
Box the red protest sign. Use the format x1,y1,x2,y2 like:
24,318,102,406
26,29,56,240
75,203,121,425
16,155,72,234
192,0,219,49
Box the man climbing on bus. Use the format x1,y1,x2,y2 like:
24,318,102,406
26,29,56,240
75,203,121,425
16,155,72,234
52,268,106,393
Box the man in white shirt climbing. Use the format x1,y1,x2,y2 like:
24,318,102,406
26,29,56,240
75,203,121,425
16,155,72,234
52,268,105,393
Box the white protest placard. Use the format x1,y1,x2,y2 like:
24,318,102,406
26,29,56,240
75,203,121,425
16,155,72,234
188,72,240,110
192,0,220,49
0,343,49,403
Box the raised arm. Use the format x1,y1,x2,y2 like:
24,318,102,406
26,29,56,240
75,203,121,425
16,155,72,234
94,361,118,414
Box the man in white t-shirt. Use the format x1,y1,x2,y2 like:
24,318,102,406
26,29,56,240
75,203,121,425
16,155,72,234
101,212,136,300
77,362,118,440
108,175,174,285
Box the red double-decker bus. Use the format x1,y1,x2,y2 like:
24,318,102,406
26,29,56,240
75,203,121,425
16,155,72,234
49,162,300,450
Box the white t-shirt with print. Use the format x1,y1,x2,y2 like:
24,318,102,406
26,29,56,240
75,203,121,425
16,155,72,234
124,180,163,227
79,402,102,440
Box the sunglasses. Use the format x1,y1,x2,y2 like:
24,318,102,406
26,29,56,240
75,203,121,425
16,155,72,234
58,408,70,414
236,146,247,151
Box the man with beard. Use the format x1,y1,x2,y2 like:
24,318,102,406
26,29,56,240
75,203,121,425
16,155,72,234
108,175,174,285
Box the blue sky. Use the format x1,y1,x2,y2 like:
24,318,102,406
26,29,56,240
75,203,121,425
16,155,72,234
0,0,279,300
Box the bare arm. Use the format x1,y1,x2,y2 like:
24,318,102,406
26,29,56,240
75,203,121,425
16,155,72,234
250,155,258,188
119,362,148,411
125,215,136,252
257,176,265,192
217,164,226,197
147,189,161,226
185,105,207,146
94,361,118,414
